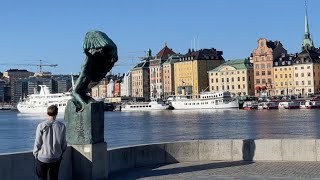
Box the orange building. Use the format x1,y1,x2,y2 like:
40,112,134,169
252,38,287,96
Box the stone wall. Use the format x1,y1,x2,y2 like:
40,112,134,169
1,139,320,180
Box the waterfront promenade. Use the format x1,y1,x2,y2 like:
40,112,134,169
110,161,320,179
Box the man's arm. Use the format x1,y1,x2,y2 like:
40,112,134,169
33,124,43,158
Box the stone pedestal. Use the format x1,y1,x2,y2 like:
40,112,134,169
72,143,108,180
65,100,104,144
65,100,108,179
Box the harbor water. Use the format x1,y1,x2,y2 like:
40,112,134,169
1,109,320,154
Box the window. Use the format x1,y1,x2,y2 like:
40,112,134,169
232,77,234,82
296,81,299,85
280,74,283,78
238,77,240,81
301,73,304,77
302,81,305,85
256,79,260,84
295,73,298,77
308,80,311,85
222,78,224,82
268,71,271,75
256,71,260,76
261,64,265,69
242,77,245,81
216,78,218,83
308,72,311,77
262,71,265,75
289,74,292,78
255,64,259,69
275,74,278,78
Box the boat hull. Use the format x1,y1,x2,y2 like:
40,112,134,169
170,100,239,110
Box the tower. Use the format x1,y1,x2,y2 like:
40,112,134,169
302,0,314,50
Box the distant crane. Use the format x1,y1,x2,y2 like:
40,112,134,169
0,60,58,73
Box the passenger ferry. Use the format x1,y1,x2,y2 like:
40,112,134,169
169,91,239,110
299,100,320,109
17,85,72,113
121,99,169,111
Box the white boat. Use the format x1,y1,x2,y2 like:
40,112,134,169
121,99,169,111
169,91,239,110
17,85,72,114
278,101,300,109
243,101,258,110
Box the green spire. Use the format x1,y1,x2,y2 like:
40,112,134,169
303,0,314,49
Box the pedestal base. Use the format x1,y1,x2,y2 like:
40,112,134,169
72,142,108,180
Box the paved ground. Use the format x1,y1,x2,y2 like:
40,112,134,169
109,161,320,180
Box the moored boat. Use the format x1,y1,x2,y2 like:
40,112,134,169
243,101,258,110
17,85,72,113
169,91,239,110
278,101,300,109
121,99,169,111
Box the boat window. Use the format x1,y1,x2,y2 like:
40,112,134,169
149,105,151,107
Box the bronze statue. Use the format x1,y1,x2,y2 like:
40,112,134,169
72,31,118,111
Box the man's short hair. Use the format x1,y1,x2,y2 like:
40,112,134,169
47,105,58,116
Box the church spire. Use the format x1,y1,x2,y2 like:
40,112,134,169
303,0,314,49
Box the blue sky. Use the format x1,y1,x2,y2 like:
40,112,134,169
0,0,319,75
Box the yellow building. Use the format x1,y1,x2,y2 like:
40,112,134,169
174,48,224,95
208,59,254,96
273,54,294,95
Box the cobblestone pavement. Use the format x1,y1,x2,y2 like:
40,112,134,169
109,161,320,180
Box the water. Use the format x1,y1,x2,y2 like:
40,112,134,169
1,109,320,154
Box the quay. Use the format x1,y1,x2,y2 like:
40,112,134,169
1,139,320,179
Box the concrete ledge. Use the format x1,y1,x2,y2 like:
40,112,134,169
2,139,320,179
0,147,72,180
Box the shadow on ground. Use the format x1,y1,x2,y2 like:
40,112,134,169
109,161,254,180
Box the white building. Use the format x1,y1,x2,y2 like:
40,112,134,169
121,72,132,97
107,79,114,97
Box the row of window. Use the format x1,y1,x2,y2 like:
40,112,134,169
211,77,248,83
255,64,272,69
211,84,249,91
255,71,272,76
211,70,246,76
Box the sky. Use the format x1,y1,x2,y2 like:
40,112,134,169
0,0,320,75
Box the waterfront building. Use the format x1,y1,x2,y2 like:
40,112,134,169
114,79,121,97
149,44,175,99
174,48,225,95
252,38,287,96
208,58,254,96
121,72,132,97
107,79,114,98
3,69,35,103
291,5,320,97
131,49,152,101
273,53,295,95
91,78,108,99
163,54,183,99
3,69,34,79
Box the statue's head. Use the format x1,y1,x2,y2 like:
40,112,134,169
83,31,118,63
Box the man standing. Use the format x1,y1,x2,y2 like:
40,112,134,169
33,105,67,180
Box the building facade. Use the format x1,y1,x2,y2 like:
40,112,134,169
121,72,132,97
131,49,152,101
208,59,254,96
163,54,183,99
273,54,295,95
174,48,225,95
149,44,175,99
252,38,287,96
